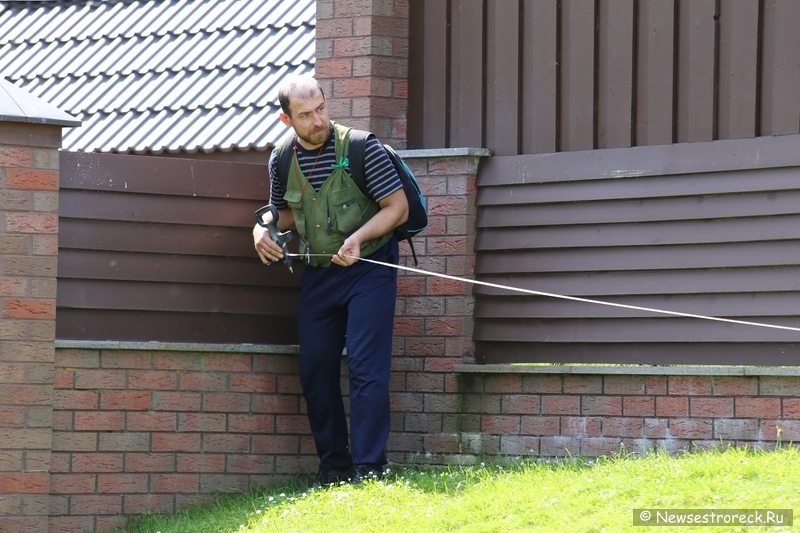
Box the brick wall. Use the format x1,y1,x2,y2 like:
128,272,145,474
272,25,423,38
0,122,61,533
316,0,409,148
50,346,310,533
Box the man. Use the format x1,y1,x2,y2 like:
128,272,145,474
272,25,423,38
253,75,408,486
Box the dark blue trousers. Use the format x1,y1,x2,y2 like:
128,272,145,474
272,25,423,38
297,237,398,470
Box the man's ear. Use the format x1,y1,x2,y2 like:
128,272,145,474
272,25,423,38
279,112,292,127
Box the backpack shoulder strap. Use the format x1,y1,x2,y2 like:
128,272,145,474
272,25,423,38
347,129,372,198
274,132,297,187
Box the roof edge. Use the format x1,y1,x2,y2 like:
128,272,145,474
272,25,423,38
0,78,82,127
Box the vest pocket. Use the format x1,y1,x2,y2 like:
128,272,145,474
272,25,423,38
331,186,362,234
284,189,306,232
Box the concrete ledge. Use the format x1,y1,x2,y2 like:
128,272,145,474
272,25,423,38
395,147,492,159
454,364,800,377
55,340,300,354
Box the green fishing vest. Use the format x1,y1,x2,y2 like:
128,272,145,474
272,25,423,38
283,121,392,267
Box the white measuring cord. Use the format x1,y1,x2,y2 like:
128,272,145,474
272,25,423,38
288,252,800,334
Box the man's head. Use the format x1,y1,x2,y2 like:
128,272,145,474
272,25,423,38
277,75,331,149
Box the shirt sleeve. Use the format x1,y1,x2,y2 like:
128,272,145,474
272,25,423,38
363,136,402,202
268,148,288,210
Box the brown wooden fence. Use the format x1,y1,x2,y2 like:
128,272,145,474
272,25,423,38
474,133,800,365
57,151,302,344
408,0,800,155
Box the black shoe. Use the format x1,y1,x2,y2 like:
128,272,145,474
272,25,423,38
351,464,383,484
313,467,352,488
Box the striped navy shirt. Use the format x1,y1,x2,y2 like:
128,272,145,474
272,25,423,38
269,129,402,209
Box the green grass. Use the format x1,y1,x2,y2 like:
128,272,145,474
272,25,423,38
123,446,800,533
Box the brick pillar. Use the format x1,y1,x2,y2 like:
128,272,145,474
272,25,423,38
316,0,409,148
0,121,62,533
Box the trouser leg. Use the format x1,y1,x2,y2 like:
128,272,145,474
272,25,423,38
345,239,398,466
297,272,350,470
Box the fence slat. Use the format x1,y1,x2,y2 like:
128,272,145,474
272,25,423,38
450,0,485,148
521,0,558,154
560,0,596,151
597,0,634,149
717,0,759,139
676,0,716,142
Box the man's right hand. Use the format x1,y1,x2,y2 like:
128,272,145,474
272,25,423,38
253,223,284,265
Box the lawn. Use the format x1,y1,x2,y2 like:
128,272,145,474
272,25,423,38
123,445,800,533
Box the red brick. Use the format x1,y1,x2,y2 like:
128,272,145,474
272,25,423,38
501,395,540,414
425,317,466,336
656,396,689,416
49,516,95,533
227,414,273,433
252,435,301,454
480,415,520,434
0,384,51,405
712,376,758,396
690,397,734,417
179,372,228,392
177,413,226,432
53,369,73,389
315,58,354,78
0,407,24,427
668,376,712,395
2,299,55,320
124,453,175,472
74,411,125,431
69,494,122,515
623,396,655,416
423,434,460,453
0,473,49,494
5,213,58,234
0,147,30,167
5,169,58,190
97,473,148,493
151,433,200,452
563,375,602,394
128,370,177,390
582,396,622,416
561,416,602,436
152,391,201,411
784,398,800,417
393,317,424,335
74,370,126,390
126,412,177,431
427,277,465,295
71,453,123,473
397,276,424,296
50,474,96,494
542,395,580,415
427,237,467,256
645,376,667,395
735,397,781,418
100,390,151,410
603,417,645,437
230,374,276,393
176,453,225,473
0,277,26,297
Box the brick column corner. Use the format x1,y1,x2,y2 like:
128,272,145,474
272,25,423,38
316,0,409,149
0,121,63,533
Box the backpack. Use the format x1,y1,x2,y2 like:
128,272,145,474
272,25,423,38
275,129,428,265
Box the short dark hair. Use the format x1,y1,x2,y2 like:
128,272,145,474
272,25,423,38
278,75,326,117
